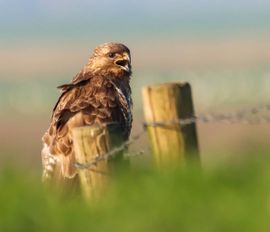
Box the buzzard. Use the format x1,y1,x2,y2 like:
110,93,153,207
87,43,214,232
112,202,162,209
41,42,132,185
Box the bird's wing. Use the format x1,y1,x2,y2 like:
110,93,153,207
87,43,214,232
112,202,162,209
52,85,92,130
51,78,123,132
45,75,132,147
42,82,97,181
51,70,92,119
42,78,132,182
57,70,92,92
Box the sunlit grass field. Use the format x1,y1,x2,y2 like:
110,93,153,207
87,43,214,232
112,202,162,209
1,154,270,232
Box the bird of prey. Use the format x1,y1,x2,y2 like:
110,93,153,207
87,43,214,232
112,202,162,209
41,42,132,186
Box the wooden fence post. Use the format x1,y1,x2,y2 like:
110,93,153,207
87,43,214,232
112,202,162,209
72,123,125,200
142,82,199,167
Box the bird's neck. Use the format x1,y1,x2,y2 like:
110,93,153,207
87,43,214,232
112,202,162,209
84,65,131,87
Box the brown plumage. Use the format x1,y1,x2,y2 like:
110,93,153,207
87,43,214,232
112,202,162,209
41,42,132,185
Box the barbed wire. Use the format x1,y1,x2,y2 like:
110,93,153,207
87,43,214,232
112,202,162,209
196,104,270,124
74,128,146,170
75,103,270,170
144,103,270,127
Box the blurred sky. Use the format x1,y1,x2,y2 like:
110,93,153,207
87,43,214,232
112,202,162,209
1,0,270,112
1,0,270,43
1,0,270,79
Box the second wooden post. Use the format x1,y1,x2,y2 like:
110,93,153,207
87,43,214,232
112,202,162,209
142,82,199,168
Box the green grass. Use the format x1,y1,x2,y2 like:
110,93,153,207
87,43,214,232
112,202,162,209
0,157,270,232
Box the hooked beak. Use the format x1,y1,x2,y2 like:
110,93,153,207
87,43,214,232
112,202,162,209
114,53,131,73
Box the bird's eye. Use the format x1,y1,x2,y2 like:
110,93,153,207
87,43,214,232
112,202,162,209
108,52,115,58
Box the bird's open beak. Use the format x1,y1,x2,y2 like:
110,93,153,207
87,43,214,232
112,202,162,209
115,52,131,73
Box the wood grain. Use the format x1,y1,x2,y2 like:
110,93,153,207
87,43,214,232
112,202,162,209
142,82,199,167
72,123,124,200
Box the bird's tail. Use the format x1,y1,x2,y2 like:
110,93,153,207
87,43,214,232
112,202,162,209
41,144,80,194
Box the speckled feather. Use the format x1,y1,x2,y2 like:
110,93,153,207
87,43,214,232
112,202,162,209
41,43,132,183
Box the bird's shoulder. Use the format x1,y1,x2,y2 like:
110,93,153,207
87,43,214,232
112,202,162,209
51,73,126,127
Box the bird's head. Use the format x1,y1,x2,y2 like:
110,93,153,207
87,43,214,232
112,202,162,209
87,42,132,77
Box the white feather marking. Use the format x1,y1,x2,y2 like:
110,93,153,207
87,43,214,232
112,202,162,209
46,165,53,172
41,143,60,181
49,157,57,165
110,82,132,135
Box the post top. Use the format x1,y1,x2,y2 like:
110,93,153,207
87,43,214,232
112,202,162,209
142,82,191,90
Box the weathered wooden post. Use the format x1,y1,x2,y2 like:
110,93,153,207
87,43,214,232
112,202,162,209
142,82,199,167
72,123,125,200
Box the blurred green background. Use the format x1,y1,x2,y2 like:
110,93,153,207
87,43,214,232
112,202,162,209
1,0,270,168
1,157,270,231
